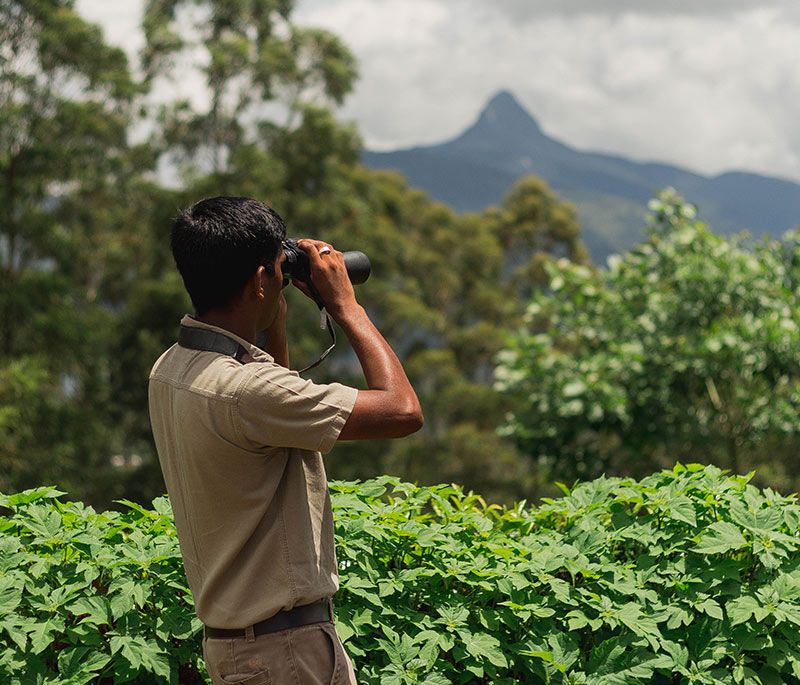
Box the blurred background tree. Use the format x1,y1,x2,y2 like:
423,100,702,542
495,189,800,500
0,0,158,501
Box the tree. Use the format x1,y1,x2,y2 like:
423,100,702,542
0,1,169,503
0,0,138,351
495,189,800,498
141,0,358,175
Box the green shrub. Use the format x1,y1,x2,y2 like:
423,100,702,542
2,465,800,683
0,491,202,684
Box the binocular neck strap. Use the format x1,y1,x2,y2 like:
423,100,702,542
177,325,257,364
295,281,336,374
177,309,335,374
298,307,336,374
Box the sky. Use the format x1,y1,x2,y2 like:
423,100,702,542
77,0,800,184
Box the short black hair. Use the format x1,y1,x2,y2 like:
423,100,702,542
171,197,286,315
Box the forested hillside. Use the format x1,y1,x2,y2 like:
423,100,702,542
364,91,800,263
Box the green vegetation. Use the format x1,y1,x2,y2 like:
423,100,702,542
3,466,800,683
496,189,800,498
0,487,203,684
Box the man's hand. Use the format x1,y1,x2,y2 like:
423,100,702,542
294,239,358,318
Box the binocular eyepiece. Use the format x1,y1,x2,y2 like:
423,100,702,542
281,239,371,288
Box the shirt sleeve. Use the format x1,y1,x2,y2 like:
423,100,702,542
235,363,359,454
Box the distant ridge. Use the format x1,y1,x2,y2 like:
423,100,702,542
363,91,800,261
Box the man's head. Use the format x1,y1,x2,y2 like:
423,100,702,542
171,197,286,316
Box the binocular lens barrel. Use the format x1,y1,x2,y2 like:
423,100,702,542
342,251,370,285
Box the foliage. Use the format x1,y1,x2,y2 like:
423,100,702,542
334,466,800,684
495,188,800,496
0,487,204,684
1,0,139,350
142,0,358,175
5,466,800,683
0,0,156,502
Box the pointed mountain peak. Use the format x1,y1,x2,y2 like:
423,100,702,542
475,90,543,137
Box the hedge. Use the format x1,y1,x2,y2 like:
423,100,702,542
2,464,800,683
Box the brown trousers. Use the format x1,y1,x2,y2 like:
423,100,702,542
202,621,358,685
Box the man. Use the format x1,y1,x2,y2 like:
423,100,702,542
148,196,423,684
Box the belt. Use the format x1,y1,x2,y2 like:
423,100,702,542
204,600,332,639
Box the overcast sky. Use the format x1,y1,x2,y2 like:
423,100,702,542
77,0,800,183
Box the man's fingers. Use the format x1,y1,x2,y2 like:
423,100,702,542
297,239,344,272
292,238,355,315
298,239,330,256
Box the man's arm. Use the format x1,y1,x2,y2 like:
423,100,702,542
297,240,423,440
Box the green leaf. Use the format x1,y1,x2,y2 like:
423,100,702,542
730,500,783,533
727,596,765,626
566,610,590,630
458,630,508,669
68,596,112,626
519,650,562,672
156,604,197,640
694,521,748,555
666,604,692,630
668,496,697,527
697,598,724,620
0,576,23,615
436,606,470,630
151,496,173,517
28,619,60,655
20,504,63,540
548,632,580,672
58,647,112,680
110,634,171,679
4,488,66,507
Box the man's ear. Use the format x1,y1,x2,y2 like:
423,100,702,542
250,266,267,299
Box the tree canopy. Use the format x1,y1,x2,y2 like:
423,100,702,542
0,0,153,500
495,189,800,498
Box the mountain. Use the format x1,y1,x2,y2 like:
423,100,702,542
362,91,800,261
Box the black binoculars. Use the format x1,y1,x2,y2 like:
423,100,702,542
281,239,371,288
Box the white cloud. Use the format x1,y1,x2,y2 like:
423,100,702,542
76,0,800,182
298,0,448,50
299,1,800,181
473,0,795,19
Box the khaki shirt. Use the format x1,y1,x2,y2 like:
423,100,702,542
148,316,358,628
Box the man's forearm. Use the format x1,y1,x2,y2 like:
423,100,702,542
293,238,422,439
333,304,423,439
335,305,408,391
